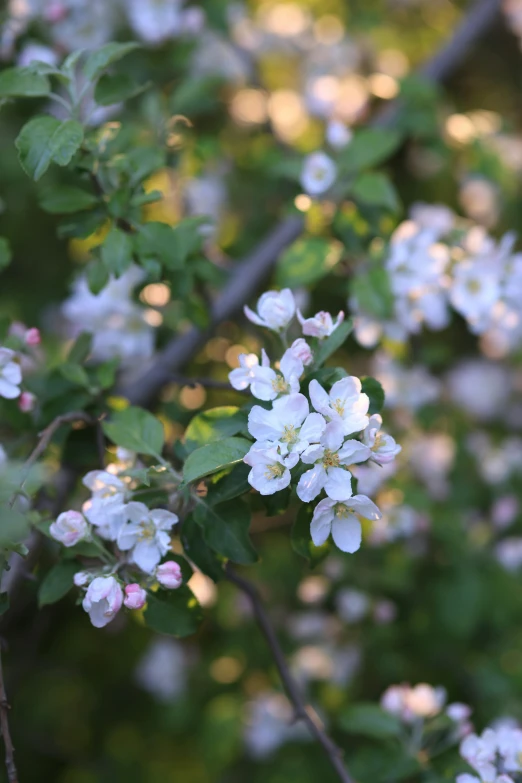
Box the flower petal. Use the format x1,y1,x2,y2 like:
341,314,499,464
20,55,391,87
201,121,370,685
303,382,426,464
331,514,361,553
296,465,326,502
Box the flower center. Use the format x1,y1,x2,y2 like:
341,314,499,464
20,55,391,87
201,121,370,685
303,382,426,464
272,375,289,394
138,520,156,541
264,463,286,480
467,279,482,294
100,486,117,499
332,398,345,416
322,449,340,468
281,424,298,444
334,503,350,518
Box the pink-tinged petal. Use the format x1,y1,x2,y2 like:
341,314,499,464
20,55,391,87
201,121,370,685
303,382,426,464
244,305,266,327
296,465,326,502
331,515,361,553
324,467,353,501
338,440,371,465
300,413,326,444
309,379,331,415
321,420,344,452
333,311,345,330
310,498,336,546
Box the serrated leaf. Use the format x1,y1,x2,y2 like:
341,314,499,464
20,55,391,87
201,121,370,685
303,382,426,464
16,116,84,181
194,499,257,565
361,376,385,414
103,406,164,457
276,238,341,288
0,237,11,271
0,66,50,97
339,704,403,739
83,42,140,81
38,561,78,607
144,585,202,637
39,185,98,214
101,226,133,276
314,319,353,367
183,437,251,484
184,407,247,453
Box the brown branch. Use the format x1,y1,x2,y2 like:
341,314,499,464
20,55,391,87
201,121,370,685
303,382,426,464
0,647,17,783
225,564,353,783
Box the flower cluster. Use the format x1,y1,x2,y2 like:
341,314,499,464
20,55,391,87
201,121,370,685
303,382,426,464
230,288,401,554
49,453,182,628
458,722,522,783
351,203,522,357
0,325,41,411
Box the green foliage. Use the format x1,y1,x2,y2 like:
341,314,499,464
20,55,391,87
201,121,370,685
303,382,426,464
0,66,51,97
184,407,248,452
291,505,330,566
82,42,141,81
276,238,341,287
314,319,353,367
16,117,84,181
39,186,99,214
0,237,12,271
144,585,202,637
183,437,251,484
339,704,403,739
339,128,403,173
38,561,79,607
100,226,133,276
194,499,258,564
103,406,165,457
351,172,400,212
361,377,385,414
351,267,394,320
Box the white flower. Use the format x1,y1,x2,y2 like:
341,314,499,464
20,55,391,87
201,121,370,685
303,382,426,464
82,576,123,629
229,350,275,399
450,261,501,333
447,703,472,722
326,120,353,150
297,421,371,503
297,309,344,339
126,0,185,44
460,730,498,782
381,683,445,723
362,414,401,465
50,510,90,547
288,338,313,366
335,588,370,622
244,443,299,495
244,349,304,402
309,377,369,435
310,494,380,552
244,288,296,332
82,470,129,540
300,152,337,196
117,503,178,573
248,393,326,455
497,726,522,772
0,348,21,399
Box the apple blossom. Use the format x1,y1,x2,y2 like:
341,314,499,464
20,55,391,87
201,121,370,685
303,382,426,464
156,561,183,589
229,350,275,399
124,583,148,610
297,309,344,339
248,393,326,455
300,151,337,196
244,442,299,495
309,377,370,436
244,288,296,332
50,510,90,547
450,261,501,333
117,503,178,573
82,470,129,540
18,391,36,413
0,347,22,399
309,494,381,552
297,422,371,503
460,729,499,782
288,338,313,366
82,576,123,629
241,349,303,402
362,414,402,464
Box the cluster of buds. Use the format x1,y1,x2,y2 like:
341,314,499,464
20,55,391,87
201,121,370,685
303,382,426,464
230,289,401,554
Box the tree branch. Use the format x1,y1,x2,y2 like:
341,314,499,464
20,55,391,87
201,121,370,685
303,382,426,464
0,647,18,783
225,564,353,783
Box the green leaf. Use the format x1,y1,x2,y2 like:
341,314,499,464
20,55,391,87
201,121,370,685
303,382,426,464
291,504,330,567
67,332,93,364
15,116,84,181
181,513,224,581
96,359,119,389
314,319,353,367
304,367,347,389
83,42,141,81
0,592,9,616
135,222,184,270
171,217,206,263
0,66,50,97
101,226,133,276
339,704,403,739
184,407,247,452
183,437,251,484
276,238,341,288
262,487,291,517
103,406,164,457
0,507,30,548
351,267,394,320
0,237,11,271
351,172,400,212
144,585,202,637
86,258,110,294
361,377,385,415
60,362,90,388
94,73,149,106
38,561,79,608
39,185,98,214
339,128,403,172
206,463,251,505
194,499,257,565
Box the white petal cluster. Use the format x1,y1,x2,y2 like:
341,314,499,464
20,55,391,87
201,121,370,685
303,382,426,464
0,348,22,400
232,288,401,554
300,151,337,196
458,723,522,783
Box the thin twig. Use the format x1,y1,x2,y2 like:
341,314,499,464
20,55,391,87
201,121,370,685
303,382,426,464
225,564,353,783
0,647,18,783
119,0,500,410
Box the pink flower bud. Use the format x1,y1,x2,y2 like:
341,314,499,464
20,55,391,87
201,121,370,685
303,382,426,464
156,561,182,590
43,2,68,23
74,571,91,587
18,391,36,413
24,328,40,346
124,583,147,610
289,338,313,366
50,510,89,547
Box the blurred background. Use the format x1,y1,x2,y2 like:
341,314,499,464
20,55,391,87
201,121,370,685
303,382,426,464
3,0,522,781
